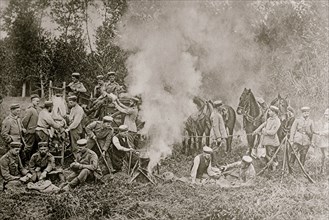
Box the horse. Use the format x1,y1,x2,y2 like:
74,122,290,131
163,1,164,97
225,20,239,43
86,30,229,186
270,94,295,142
182,97,212,155
237,88,266,155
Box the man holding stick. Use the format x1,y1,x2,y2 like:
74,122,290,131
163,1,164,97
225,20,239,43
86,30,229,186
85,116,114,174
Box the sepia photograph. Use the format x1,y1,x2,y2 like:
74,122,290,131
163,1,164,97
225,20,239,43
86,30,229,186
0,0,328,219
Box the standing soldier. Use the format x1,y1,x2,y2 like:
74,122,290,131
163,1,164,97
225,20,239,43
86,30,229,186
68,72,87,101
62,139,102,191
1,104,26,150
0,142,32,190
85,116,114,174
253,106,281,170
36,101,62,142
65,96,85,155
210,100,228,148
22,94,41,162
289,106,315,166
318,108,329,173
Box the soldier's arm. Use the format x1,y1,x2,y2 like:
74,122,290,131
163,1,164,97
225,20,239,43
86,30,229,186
67,108,84,130
22,109,32,129
114,102,129,114
28,155,37,173
1,119,13,144
0,158,20,181
45,115,61,130
45,155,55,173
77,83,87,93
80,154,98,171
85,121,97,137
254,122,266,134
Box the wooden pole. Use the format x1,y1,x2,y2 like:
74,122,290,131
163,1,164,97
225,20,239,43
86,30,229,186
49,80,52,100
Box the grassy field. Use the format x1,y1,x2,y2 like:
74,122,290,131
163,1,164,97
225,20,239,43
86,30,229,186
0,97,328,219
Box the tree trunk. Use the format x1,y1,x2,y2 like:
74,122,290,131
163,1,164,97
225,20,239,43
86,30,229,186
22,81,26,97
40,76,44,98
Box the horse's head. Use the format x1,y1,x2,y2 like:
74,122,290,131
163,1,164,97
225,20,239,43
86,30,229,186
237,88,251,115
270,94,289,120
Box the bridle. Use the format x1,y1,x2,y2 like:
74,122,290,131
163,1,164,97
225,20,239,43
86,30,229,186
237,95,263,125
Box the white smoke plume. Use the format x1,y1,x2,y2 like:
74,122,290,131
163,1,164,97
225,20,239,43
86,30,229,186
117,1,264,169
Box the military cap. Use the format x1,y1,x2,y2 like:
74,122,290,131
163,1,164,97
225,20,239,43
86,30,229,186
269,105,279,114
213,100,223,107
119,125,128,132
203,146,213,154
72,72,80,77
44,101,53,108
242,155,253,164
301,106,310,112
30,94,40,100
10,104,20,110
10,142,22,148
107,71,116,76
68,96,78,102
96,75,104,79
324,108,329,115
77,139,87,146
103,116,113,122
38,142,48,148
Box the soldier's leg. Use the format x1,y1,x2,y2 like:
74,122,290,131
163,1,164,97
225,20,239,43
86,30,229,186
66,171,79,182
70,129,81,155
77,168,92,183
290,143,301,165
300,145,310,166
30,171,38,183
23,133,37,163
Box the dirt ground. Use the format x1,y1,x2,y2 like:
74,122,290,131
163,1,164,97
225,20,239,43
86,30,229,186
0,141,328,220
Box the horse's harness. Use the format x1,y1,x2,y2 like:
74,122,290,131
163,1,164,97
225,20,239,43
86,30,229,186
237,100,264,126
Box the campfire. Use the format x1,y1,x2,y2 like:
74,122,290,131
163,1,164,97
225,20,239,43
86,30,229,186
129,151,158,185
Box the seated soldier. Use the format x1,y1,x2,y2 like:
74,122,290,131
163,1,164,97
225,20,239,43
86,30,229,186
221,155,256,185
85,116,114,174
111,125,135,173
0,142,32,190
29,142,65,183
62,139,102,191
190,146,221,184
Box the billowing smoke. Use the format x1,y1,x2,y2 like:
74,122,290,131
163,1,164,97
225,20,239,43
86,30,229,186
117,1,264,169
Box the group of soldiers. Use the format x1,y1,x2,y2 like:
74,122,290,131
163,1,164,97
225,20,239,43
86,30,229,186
0,71,140,192
190,105,329,185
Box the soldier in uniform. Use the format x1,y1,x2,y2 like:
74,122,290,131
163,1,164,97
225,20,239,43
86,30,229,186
62,139,102,191
210,100,228,148
93,75,105,99
22,94,41,162
29,142,64,183
111,125,135,172
65,96,85,154
0,142,32,190
36,101,62,142
289,106,315,166
104,71,122,95
318,108,329,173
1,104,26,150
68,72,87,101
190,146,221,184
253,106,281,170
85,116,114,174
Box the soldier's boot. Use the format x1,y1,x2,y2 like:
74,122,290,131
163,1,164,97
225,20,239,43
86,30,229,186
62,178,80,192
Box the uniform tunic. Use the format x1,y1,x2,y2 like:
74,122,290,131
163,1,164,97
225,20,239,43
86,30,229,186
114,104,138,132
290,117,314,146
22,105,40,151
68,81,87,94
225,161,256,183
0,151,27,182
256,115,281,147
319,121,329,148
85,121,114,151
210,109,228,142
1,114,24,144
29,152,55,173
67,104,84,152
36,109,61,137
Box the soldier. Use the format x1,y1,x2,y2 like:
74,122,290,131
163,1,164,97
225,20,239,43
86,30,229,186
93,75,105,99
210,100,228,148
111,125,135,172
85,116,114,174
104,71,122,95
318,108,329,173
62,139,102,191
253,106,281,170
36,101,62,142
65,96,85,154
22,94,41,162
190,146,221,184
29,142,64,183
114,97,139,133
221,155,256,185
68,72,87,100
0,142,32,190
289,106,315,166
1,104,26,150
